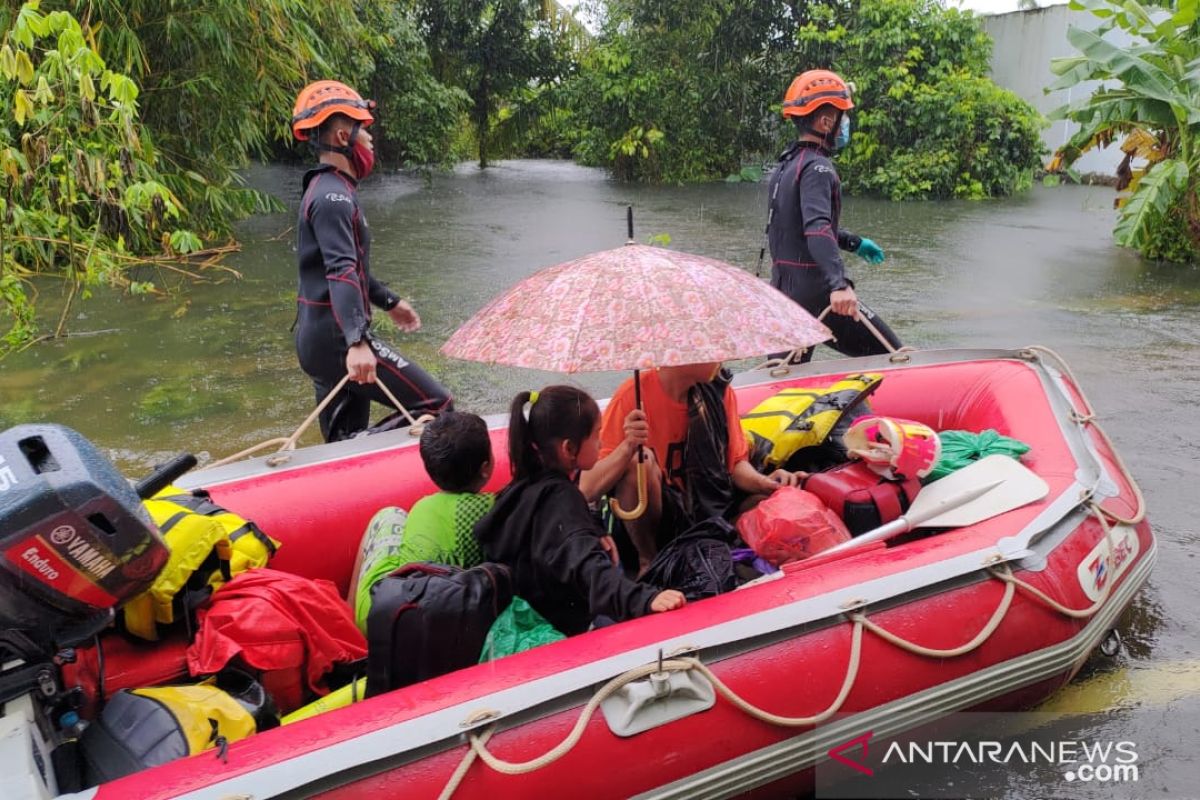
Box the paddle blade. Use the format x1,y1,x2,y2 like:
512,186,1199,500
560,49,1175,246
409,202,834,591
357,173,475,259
912,454,1049,529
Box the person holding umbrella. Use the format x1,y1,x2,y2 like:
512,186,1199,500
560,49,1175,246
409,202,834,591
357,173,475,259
767,69,902,363
580,363,800,574
290,80,453,441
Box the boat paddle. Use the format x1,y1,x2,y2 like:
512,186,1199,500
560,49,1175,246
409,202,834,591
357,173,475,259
822,454,1050,556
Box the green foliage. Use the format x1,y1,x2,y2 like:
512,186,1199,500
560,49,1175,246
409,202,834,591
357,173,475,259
0,1,203,352
566,0,788,182
1048,0,1200,263
841,72,1043,199
416,0,572,168
34,0,365,232
564,0,1042,192
810,0,1044,199
354,2,468,167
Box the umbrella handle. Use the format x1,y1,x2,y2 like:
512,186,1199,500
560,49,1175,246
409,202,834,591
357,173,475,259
609,459,648,520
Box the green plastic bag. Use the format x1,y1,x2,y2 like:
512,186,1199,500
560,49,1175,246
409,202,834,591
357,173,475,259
926,429,1031,482
479,597,565,662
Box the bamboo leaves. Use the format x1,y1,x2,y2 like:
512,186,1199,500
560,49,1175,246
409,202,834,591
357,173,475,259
0,2,207,352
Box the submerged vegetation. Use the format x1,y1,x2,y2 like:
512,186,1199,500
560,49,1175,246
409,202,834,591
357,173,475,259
0,3,214,350
2,0,1051,350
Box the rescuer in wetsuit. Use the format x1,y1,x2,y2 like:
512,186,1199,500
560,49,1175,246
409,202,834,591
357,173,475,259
290,81,453,441
767,70,902,362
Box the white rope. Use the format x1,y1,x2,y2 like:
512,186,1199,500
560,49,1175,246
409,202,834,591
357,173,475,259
1023,345,1146,526
208,367,435,469
850,574,1016,658
439,535,1125,797
752,305,912,373
988,502,1118,619
439,622,864,793
207,374,351,468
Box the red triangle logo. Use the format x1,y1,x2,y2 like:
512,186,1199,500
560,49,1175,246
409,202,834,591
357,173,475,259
828,731,874,776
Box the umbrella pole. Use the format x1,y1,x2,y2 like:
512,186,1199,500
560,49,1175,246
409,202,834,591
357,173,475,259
610,368,648,520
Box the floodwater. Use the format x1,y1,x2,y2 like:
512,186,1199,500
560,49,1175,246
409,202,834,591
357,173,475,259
2,159,1198,797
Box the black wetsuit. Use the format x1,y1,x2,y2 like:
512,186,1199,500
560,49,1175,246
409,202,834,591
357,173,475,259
767,140,901,362
295,164,452,441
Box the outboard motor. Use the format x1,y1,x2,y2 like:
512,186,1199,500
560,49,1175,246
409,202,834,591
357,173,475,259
0,424,169,649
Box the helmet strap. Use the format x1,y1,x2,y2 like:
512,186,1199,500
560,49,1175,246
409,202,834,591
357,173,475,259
314,121,361,160
795,110,841,151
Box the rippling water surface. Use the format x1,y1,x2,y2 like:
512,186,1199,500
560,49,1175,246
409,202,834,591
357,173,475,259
2,159,1198,797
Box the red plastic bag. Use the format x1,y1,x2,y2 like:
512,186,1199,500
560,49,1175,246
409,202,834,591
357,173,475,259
736,487,851,566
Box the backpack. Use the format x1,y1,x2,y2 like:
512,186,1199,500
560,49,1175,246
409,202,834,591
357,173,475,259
365,562,513,697
638,518,737,601
122,485,281,641
803,461,921,536
185,569,367,715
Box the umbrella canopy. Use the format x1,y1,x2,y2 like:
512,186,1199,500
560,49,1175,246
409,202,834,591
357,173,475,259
441,244,831,371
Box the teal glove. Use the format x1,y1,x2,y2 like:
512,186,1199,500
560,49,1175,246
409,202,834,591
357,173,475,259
856,237,885,265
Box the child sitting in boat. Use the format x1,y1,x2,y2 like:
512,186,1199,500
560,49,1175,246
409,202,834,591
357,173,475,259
349,411,495,629
474,386,686,635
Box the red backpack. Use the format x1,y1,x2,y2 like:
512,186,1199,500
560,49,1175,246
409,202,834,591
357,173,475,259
802,461,921,536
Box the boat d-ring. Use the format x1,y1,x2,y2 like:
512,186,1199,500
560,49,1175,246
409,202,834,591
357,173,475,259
1099,628,1122,658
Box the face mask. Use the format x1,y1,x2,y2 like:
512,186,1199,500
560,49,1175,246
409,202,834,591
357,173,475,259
350,140,375,180
835,115,851,150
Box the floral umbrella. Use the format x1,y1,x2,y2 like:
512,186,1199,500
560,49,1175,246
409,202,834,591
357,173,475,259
441,243,831,371
441,239,831,518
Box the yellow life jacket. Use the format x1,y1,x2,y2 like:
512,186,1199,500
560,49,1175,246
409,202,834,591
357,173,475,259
740,373,884,471
122,485,280,641
130,682,257,753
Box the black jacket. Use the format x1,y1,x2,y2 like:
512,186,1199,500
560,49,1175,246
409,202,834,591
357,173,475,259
474,471,660,635
766,141,862,312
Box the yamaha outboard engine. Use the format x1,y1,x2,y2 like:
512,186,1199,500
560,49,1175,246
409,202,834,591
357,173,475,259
0,424,169,649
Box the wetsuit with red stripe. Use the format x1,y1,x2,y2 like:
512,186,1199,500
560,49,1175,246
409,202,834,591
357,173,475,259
767,140,901,361
295,164,452,441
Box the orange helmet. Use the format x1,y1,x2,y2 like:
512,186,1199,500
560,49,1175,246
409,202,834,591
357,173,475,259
291,80,375,141
781,70,854,119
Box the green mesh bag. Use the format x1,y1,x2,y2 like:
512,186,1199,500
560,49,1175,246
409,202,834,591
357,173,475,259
479,597,565,662
926,429,1031,482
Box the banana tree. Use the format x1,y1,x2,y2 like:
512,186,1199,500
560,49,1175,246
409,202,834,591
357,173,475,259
1047,0,1200,262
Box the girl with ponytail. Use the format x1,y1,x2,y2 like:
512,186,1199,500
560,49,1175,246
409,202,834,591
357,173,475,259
474,385,685,635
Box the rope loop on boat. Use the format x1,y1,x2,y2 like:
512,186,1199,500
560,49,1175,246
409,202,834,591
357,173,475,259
439,518,1133,798
987,501,1119,620
438,622,864,798
848,574,1015,658
1023,344,1146,527
208,372,433,468
209,375,351,468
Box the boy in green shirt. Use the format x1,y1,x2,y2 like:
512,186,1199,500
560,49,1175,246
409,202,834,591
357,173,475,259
350,411,494,630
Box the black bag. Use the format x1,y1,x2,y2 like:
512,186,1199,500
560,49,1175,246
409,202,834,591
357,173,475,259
639,518,737,602
365,562,513,697
681,371,737,523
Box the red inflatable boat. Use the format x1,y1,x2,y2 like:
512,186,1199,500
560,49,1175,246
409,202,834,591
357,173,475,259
8,347,1155,800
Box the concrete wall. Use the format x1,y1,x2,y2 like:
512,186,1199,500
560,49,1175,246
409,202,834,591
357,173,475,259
980,4,1131,176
